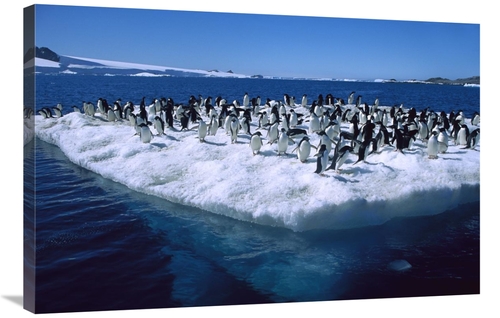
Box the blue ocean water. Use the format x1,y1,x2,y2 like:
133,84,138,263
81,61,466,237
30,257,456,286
25,75,480,313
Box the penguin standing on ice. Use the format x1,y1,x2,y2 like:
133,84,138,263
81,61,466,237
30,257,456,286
84,102,95,117
138,123,153,143
113,102,123,120
301,94,308,107
348,91,355,104
38,108,50,118
316,131,334,156
289,109,298,128
427,131,439,159
314,144,329,176
240,116,251,135
353,138,376,165
197,118,208,142
257,111,269,129
455,124,469,146
154,115,165,136
180,112,190,131
418,118,429,141
250,131,264,155
243,92,250,108
374,122,391,150
52,106,63,118
309,112,321,134
139,98,148,123
129,112,137,129
224,113,234,135
230,116,239,144
292,136,313,163
327,141,353,172
107,108,117,122
208,114,219,136
267,120,279,145
123,101,134,120
277,128,291,156
163,98,174,128
284,93,291,107
437,127,449,153
464,128,480,149
325,121,340,141
471,112,480,126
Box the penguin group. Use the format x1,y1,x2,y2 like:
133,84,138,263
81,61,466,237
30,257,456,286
37,90,480,175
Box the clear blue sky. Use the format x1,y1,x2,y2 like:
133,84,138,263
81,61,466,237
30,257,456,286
33,4,479,80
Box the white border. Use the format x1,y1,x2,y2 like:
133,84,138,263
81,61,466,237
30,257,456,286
2,1,496,317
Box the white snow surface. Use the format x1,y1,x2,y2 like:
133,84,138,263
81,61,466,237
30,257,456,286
34,102,480,232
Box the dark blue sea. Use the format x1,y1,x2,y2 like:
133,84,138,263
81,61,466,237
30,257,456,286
24,76,480,314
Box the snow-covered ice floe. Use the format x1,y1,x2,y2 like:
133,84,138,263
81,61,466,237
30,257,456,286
34,101,480,232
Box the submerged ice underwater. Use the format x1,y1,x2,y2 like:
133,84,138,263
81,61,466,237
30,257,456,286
25,76,480,312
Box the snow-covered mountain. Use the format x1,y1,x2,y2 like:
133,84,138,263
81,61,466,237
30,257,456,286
24,47,252,78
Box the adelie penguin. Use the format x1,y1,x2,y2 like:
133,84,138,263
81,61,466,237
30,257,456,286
314,144,329,176
277,128,291,156
348,91,355,105
123,101,134,120
463,128,480,150
327,141,353,173
301,94,308,107
84,102,95,117
154,115,165,136
250,131,264,155
257,111,269,129
471,112,480,126
427,131,439,159
113,102,123,120
352,138,377,165
316,131,334,156
230,117,239,144
437,127,449,153
240,116,251,135
107,108,117,122
52,107,63,118
289,109,299,128
180,112,190,131
208,114,219,136
38,108,51,118
455,124,469,146
391,127,418,153
325,121,341,141
138,122,153,143
308,112,321,134
292,136,314,163
197,118,208,142
243,92,250,108
266,120,279,145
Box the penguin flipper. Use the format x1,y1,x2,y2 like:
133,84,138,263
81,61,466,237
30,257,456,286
314,159,322,174
326,152,339,171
